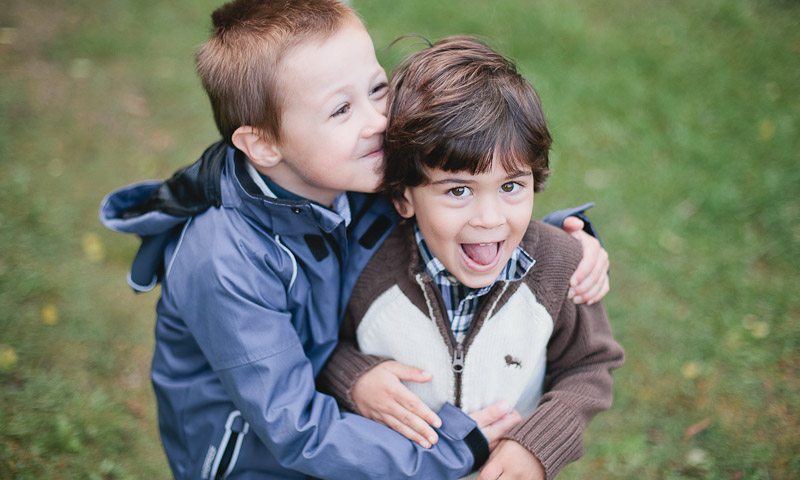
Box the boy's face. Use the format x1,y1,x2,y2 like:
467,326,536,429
271,21,388,206
397,162,535,289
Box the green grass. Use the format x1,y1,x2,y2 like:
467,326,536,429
1,0,798,478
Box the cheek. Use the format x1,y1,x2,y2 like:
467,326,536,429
417,211,459,247
506,199,534,232
428,218,464,250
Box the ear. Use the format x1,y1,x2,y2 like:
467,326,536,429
231,126,282,169
393,188,416,218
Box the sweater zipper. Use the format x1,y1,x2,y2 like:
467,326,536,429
450,332,465,408
434,284,465,407
418,276,511,409
417,275,469,408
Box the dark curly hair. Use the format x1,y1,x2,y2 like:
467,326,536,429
382,35,552,204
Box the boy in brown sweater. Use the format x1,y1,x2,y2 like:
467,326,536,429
319,36,624,479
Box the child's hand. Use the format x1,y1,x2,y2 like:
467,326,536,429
477,440,545,480
351,361,441,448
562,216,610,305
468,403,523,450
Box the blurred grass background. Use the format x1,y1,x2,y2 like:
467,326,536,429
1,0,798,478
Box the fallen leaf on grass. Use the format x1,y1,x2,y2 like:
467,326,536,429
682,361,700,379
41,303,58,325
0,346,19,371
82,232,106,263
685,448,710,468
684,417,712,438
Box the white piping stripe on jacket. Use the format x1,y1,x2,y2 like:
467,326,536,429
245,161,277,198
274,235,298,292
165,217,193,282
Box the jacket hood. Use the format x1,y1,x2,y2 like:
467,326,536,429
99,140,227,236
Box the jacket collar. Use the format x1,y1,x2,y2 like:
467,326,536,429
221,147,351,236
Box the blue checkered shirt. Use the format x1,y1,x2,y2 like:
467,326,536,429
414,224,535,343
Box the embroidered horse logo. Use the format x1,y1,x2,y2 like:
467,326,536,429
504,355,522,368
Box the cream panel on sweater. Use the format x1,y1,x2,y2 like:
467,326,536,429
356,285,455,412
460,283,552,418
355,283,552,420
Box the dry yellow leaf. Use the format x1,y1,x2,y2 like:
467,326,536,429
42,304,59,325
82,232,106,263
0,346,18,371
682,361,700,380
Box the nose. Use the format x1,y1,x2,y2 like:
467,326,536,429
362,98,388,137
469,194,505,229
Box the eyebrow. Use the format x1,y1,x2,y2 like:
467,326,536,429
430,170,532,185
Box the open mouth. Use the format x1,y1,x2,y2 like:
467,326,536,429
460,240,505,271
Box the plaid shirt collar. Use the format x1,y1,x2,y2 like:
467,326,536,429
414,223,535,343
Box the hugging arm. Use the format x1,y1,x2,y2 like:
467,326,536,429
544,204,610,305
175,255,488,479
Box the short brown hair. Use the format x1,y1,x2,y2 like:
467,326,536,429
382,35,552,203
195,0,358,145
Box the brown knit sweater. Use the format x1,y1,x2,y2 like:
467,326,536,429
319,219,624,479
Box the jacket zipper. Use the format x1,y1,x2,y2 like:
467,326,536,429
417,276,510,409
209,410,250,480
214,433,239,480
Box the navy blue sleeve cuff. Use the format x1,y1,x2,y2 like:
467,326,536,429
464,424,490,471
436,403,490,472
128,227,179,292
541,202,601,244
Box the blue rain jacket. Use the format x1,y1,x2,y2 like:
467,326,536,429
100,144,489,479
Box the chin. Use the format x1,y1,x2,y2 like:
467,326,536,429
460,274,497,290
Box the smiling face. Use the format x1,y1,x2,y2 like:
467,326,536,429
266,21,389,206
398,161,535,288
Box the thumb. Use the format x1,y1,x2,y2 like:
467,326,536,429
382,361,433,384
561,215,584,236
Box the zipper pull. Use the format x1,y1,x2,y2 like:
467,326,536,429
452,344,464,373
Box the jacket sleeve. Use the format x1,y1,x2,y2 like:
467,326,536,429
541,202,601,243
502,300,625,479
168,240,488,479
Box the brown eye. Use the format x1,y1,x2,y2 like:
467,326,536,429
448,186,469,197
501,182,518,193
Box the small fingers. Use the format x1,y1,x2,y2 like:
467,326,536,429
469,401,511,430
374,398,439,447
561,216,585,235
479,410,521,450
586,274,610,305
383,413,434,449
382,361,433,384
568,230,598,289
477,460,503,480
572,247,609,303
399,393,441,429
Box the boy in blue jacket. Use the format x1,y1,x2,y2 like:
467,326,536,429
100,1,609,478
